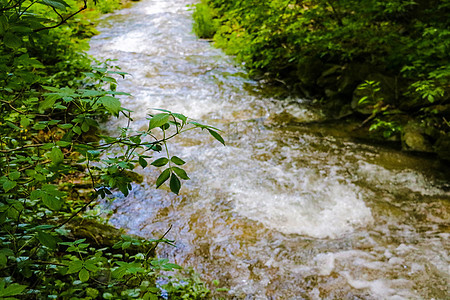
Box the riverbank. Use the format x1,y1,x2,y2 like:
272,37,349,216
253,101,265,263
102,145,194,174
193,0,450,160
0,0,213,298
88,1,449,298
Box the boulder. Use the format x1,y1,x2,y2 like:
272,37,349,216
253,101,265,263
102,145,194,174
296,57,324,88
401,121,433,152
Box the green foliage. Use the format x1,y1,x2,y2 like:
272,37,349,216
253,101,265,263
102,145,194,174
161,268,211,299
0,0,224,298
358,81,383,105
369,119,402,139
192,0,219,39
88,0,122,14
202,0,449,142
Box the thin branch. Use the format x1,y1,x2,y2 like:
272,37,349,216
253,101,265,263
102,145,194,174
0,143,44,153
326,1,343,27
56,161,98,229
145,225,173,260
52,6,64,21
18,0,37,18
57,193,97,228
0,99,48,117
33,0,88,32
0,0,21,12
35,260,67,267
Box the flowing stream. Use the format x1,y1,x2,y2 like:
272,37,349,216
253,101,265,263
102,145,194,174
89,1,450,298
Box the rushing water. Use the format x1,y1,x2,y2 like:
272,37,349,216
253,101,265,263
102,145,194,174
89,1,450,298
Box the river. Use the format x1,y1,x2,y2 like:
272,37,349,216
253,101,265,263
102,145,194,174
89,0,450,298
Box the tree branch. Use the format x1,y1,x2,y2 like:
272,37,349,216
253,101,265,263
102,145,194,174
0,143,44,153
33,0,88,32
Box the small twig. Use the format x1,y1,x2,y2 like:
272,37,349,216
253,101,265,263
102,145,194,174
0,143,44,153
145,225,173,260
18,0,36,18
56,159,99,229
0,1,21,12
327,1,343,26
52,6,64,21
33,0,88,32
57,194,97,229
0,99,48,117
35,260,67,267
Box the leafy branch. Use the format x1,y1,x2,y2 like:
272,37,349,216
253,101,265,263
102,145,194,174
33,0,88,32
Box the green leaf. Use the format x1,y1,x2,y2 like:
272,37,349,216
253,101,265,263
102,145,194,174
58,124,73,129
80,122,88,132
121,241,131,249
67,260,83,274
8,171,20,181
111,267,127,279
20,116,31,128
0,282,27,297
171,156,185,165
138,157,148,168
40,94,60,110
41,0,70,10
73,126,82,135
0,254,6,267
3,32,22,49
207,129,225,146
0,15,8,35
172,113,187,123
172,167,189,180
148,113,170,130
84,262,99,272
42,193,62,211
151,157,169,167
143,293,159,300
3,180,16,192
100,96,121,115
37,231,57,249
79,89,105,97
162,263,181,270
79,268,89,282
49,147,64,164
33,122,47,130
56,141,71,147
169,174,181,194
86,288,99,298
0,249,11,267
156,168,171,188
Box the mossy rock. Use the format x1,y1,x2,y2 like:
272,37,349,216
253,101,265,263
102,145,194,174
296,58,324,88
401,121,433,152
337,63,372,95
65,217,155,256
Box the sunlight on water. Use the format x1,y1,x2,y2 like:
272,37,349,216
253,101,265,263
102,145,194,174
90,0,450,298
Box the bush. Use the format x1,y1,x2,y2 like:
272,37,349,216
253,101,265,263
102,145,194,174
201,0,450,150
192,1,219,39
0,0,223,298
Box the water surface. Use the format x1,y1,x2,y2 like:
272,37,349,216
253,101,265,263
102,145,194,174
90,1,450,298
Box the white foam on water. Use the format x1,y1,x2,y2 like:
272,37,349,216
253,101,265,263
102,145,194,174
313,253,335,276
105,30,148,53
195,144,374,238
144,0,189,15
357,161,448,196
232,187,373,238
